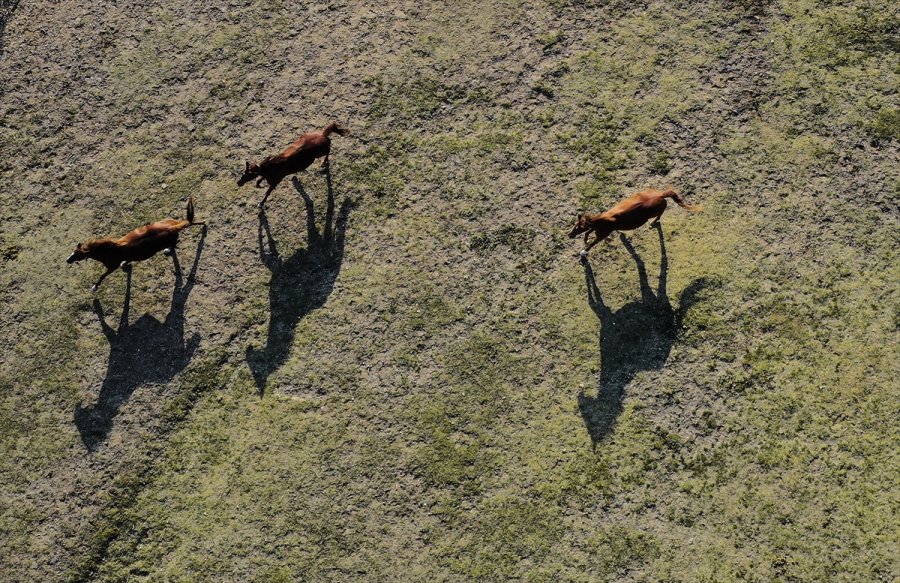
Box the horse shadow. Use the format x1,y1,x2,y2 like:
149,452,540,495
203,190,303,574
74,228,206,451
0,0,20,57
578,224,712,447
246,171,352,393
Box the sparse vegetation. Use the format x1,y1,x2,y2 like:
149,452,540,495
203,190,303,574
1,0,897,581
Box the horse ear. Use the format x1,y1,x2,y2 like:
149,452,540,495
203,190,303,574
245,160,250,172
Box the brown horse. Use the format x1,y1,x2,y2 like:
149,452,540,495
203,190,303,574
569,189,702,258
66,198,205,290
238,121,350,208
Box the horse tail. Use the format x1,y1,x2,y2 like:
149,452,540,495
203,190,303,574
662,189,703,212
322,121,350,137
181,197,204,228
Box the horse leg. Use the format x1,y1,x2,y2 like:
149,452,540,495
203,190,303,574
92,266,118,292
580,228,613,258
319,142,332,173
580,233,604,258
259,183,277,208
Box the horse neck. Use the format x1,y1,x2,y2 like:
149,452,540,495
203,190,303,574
587,214,610,230
86,238,119,258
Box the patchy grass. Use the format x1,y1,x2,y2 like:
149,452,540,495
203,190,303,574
0,0,897,581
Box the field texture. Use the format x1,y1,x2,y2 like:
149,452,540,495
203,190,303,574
1,0,898,581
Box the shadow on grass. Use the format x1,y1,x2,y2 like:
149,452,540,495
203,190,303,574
0,0,20,57
74,228,206,451
578,224,713,447
246,170,351,394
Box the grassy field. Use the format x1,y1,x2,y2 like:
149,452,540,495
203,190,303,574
0,0,897,581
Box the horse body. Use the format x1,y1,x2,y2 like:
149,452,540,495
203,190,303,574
66,198,203,290
569,189,702,257
238,122,349,207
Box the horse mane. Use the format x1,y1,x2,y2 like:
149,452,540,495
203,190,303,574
86,238,119,251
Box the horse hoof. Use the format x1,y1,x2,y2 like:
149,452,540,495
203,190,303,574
91,284,98,293
579,250,588,258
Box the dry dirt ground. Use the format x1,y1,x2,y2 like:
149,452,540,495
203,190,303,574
0,0,897,581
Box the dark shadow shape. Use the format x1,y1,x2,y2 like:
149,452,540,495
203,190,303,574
246,170,351,393
578,224,712,447
75,227,206,451
0,0,20,58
